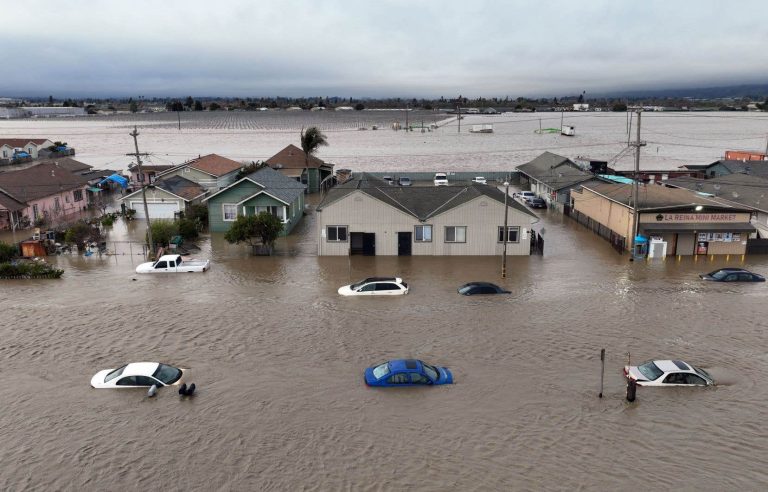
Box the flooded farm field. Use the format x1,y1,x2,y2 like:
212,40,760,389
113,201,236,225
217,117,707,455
2,206,768,490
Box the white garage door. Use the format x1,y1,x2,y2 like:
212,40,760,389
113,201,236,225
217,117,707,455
130,201,180,219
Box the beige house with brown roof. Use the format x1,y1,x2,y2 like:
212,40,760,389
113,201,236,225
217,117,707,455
156,154,244,192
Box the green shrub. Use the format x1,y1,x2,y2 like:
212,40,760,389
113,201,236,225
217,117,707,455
0,241,18,263
187,204,209,228
148,219,179,247
177,218,199,241
0,261,63,278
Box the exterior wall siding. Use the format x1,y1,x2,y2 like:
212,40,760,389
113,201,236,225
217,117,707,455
121,188,185,213
572,188,632,240
207,181,303,235
317,191,535,256
25,185,90,223
162,168,218,190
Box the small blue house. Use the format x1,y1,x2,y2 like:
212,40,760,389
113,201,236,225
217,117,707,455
203,166,306,234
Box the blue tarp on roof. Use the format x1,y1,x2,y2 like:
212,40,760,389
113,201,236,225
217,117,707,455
98,174,128,189
598,174,634,184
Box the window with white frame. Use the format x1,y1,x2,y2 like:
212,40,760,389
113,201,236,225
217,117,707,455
54,197,61,211
327,225,348,242
222,203,237,221
73,189,83,202
414,225,432,242
498,226,520,243
444,226,466,243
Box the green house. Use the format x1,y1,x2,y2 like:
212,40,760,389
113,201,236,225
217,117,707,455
203,166,306,234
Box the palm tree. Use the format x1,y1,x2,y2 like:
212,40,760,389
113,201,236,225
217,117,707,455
300,127,328,192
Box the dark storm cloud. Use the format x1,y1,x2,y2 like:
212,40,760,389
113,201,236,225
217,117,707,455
1,0,766,97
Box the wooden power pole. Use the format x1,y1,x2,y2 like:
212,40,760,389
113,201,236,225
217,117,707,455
128,126,154,257
629,110,646,258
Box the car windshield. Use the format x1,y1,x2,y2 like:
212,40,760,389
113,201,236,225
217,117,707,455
350,280,368,290
372,363,390,379
690,365,714,383
458,285,475,294
422,363,439,381
709,270,730,280
637,361,664,381
104,365,127,383
152,364,182,384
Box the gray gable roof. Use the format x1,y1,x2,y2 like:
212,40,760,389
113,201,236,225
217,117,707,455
706,159,768,177
664,173,768,213
317,173,537,220
246,165,306,203
516,151,594,190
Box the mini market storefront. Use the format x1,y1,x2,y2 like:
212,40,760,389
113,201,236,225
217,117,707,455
638,211,754,257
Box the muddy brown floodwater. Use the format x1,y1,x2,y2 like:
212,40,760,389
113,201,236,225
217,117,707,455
2,204,768,490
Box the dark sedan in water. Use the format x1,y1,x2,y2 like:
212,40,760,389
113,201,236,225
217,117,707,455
458,282,510,295
699,268,765,282
526,197,547,209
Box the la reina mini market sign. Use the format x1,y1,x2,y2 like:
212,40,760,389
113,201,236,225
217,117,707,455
647,212,743,223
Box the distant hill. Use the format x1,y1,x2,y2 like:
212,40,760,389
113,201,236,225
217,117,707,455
601,83,768,100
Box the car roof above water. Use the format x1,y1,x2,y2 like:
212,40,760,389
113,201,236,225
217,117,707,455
361,277,400,283
389,359,421,371
653,360,690,372
123,362,160,376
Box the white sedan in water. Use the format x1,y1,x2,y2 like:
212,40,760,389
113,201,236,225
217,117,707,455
91,362,185,389
338,277,409,296
624,359,714,387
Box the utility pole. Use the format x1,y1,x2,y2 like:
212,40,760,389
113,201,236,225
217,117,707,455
177,111,181,131
502,181,510,278
629,110,646,259
457,105,461,133
405,103,409,130
128,126,154,257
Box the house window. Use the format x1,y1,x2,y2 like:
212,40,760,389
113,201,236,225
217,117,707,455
73,189,83,202
498,226,520,243
2,150,6,158
222,203,237,221
32,204,39,219
65,194,71,203
255,205,278,217
54,197,61,211
183,167,191,173
414,225,432,242
327,225,348,242
445,226,466,243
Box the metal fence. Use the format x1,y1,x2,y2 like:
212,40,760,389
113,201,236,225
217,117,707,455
565,207,626,254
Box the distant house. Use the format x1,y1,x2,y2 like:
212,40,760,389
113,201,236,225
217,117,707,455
0,161,91,227
315,173,538,256
724,150,766,161
265,144,335,193
203,166,306,234
119,175,207,219
156,154,244,192
516,152,595,210
0,138,54,162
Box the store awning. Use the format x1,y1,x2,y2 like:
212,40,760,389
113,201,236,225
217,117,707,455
641,223,755,233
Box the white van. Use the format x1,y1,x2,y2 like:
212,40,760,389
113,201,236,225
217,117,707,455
515,191,536,202
434,173,448,186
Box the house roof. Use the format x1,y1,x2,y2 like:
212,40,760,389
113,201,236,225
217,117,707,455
0,189,27,212
181,154,243,177
121,175,207,202
36,157,92,173
705,159,768,177
516,152,594,190
202,165,306,204
664,174,768,213
0,138,51,148
317,173,538,221
265,144,333,170
0,162,90,202
581,181,750,211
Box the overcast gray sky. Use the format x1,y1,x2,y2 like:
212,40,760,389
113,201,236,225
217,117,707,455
2,0,766,98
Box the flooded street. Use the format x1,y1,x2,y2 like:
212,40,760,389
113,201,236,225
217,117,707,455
2,203,768,490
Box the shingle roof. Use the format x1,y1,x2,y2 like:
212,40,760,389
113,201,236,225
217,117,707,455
0,189,26,211
153,175,207,201
317,173,537,220
0,138,51,148
185,154,243,177
707,159,768,177
664,174,768,213
245,165,306,203
581,181,749,211
0,162,89,202
516,152,594,190
265,144,331,170
36,157,92,173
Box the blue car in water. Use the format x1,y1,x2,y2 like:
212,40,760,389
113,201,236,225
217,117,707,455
364,359,453,387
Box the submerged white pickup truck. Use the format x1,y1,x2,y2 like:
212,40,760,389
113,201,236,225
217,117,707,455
135,254,210,273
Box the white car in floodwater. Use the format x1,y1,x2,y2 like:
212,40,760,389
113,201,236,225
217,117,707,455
135,254,210,273
338,277,409,296
91,362,185,389
624,359,714,387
